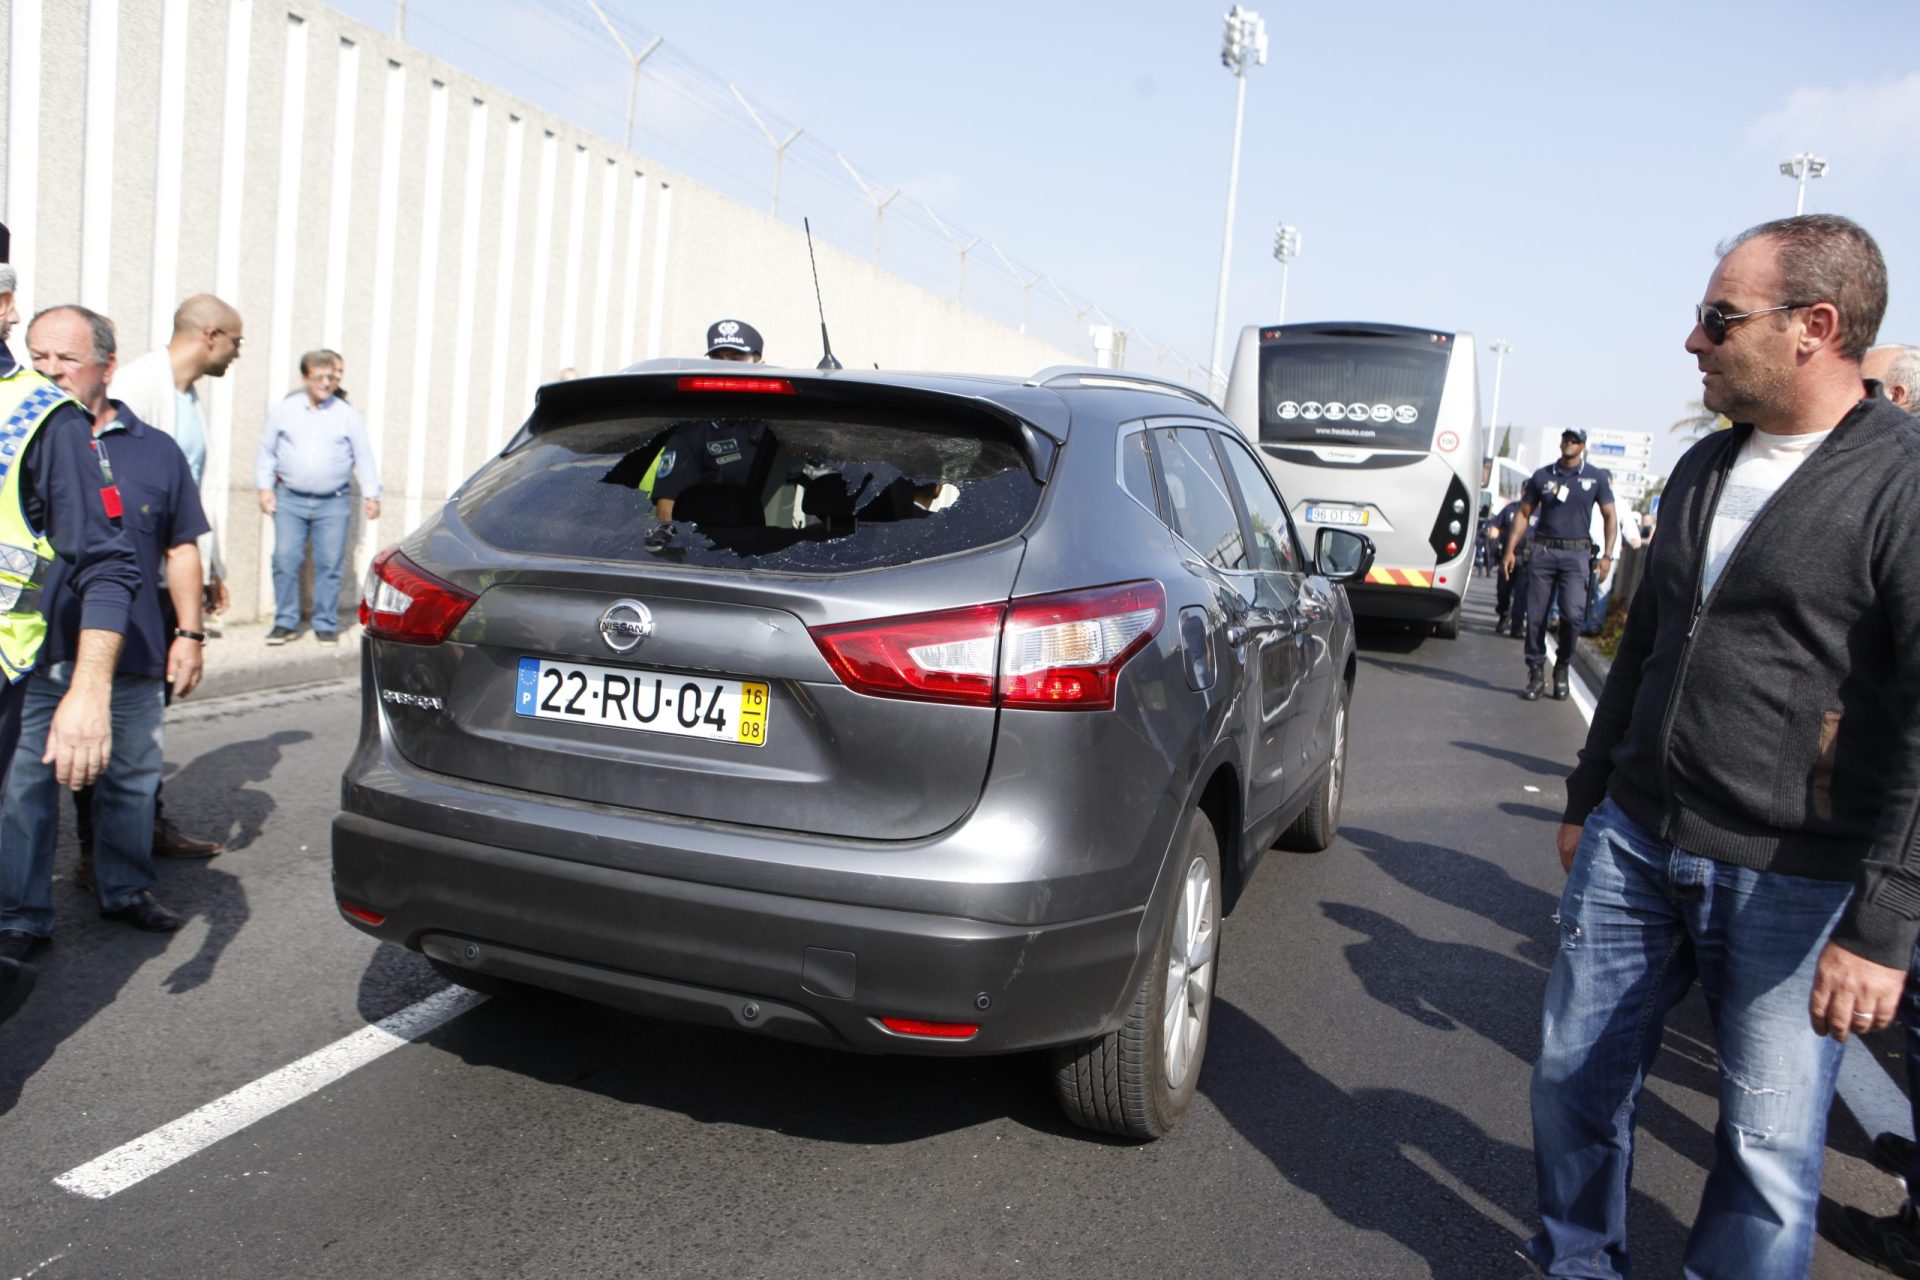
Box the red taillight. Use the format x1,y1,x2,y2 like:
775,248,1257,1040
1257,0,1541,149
808,581,1164,712
879,1017,979,1040
811,603,1003,706
1000,582,1163,710
1444,540,1459,556
358,547,477,645
676,376,796,395
339,900,386,926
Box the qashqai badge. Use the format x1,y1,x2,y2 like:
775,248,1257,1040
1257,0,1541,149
598,599,654,654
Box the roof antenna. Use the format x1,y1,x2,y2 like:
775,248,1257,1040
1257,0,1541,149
804,217,841,371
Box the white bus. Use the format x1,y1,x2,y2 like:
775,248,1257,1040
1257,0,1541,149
1223,321,1485,638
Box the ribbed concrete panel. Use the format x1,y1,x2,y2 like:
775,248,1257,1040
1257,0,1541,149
8,0,1074,620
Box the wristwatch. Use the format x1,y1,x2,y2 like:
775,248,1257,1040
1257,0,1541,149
174,628,207,642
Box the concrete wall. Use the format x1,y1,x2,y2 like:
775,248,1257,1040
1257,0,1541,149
2,0,1075,621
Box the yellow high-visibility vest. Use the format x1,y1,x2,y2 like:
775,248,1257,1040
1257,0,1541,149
0,369,73,683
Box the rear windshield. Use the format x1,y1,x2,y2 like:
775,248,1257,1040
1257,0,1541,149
1259,338,1450,450
458,410,1039,572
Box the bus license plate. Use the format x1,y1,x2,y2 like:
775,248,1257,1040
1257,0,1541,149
1304,505,1368,526
515,657,769,747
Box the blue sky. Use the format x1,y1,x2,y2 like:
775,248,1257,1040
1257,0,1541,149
330,0,1920,479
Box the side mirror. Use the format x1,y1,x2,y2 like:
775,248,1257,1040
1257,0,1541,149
1315,528,1375,584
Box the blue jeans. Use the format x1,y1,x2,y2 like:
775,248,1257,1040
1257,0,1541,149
1899,937,1920,1198
1527,797,1851,1279
0,664,167,933
272,486,352,632
1525,545,1589,666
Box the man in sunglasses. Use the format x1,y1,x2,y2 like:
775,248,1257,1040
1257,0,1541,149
1502,428,1615,700
1527,215,1918,1280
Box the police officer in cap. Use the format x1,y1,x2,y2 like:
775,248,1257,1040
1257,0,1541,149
0,224,143,1025
1502,427,1617,701
646,319,772,522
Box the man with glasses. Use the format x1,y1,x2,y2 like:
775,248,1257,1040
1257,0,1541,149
1527,215,1919,1280
1502,428,1616,700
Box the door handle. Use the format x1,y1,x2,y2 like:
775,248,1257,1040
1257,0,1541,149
1228,615,1286,646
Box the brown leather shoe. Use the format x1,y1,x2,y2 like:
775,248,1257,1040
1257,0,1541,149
152,818,222,859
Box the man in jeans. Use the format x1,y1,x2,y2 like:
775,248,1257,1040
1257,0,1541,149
254,350,379,644
1527,215,1920,1279
2,305,202,941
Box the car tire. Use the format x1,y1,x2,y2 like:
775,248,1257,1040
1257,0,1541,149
427,955,529,1000
1279,683,1350,853
1051,812,1221,1141
1432,603,1461,639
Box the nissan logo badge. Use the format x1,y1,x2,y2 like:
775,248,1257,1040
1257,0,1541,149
598,599,654,653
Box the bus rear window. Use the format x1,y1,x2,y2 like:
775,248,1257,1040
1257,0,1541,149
1258,339,1449,450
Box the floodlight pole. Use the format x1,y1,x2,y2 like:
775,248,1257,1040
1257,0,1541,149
1487,339,1512,459
731,85,803,218
396,0,406,41
837,154,899,262
1206,6,1267,400
1273,223,1300,322
584,0,661,151
1778,151,1829,215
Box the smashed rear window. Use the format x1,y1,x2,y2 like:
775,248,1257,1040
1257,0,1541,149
457,409,1040,572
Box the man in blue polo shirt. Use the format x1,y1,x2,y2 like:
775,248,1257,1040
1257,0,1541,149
1502,428,1618,702
254,349,380,645
1,305,206,941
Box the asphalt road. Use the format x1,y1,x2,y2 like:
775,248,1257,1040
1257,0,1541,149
0,580,1906,1279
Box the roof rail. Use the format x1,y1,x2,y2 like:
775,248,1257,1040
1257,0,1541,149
1025,365,1217,408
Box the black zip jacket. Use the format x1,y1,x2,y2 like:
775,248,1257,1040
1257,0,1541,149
1565,391,1920,968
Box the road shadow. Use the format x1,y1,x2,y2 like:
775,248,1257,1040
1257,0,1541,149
1499,801,1565,825
362,954,1075,1146
1201,997,1694,1278
1353,622,1429,655
1450,740,1573,779
1359,653,1506,694
1322,900,1721,1182
160,729,311,852
1343,825,1561,964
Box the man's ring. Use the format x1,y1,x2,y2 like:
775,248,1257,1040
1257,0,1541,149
1853,1011,1876,1023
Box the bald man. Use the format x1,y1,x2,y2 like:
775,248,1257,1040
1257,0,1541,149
1863,344,1918,413
109,296,240,860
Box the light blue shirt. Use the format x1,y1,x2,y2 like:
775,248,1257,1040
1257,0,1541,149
253,393,381,498
173,386,206,485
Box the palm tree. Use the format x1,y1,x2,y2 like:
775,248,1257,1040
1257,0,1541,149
1670,399,1729,439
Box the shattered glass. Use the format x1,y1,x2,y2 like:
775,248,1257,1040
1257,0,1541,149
460,413,1040,572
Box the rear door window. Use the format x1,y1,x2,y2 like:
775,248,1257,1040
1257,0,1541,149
458,409,1040,572
1150,427,1248,571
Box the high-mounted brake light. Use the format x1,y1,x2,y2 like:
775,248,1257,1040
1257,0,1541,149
809,582,1164,712
676,376,796,395
358,547,477,645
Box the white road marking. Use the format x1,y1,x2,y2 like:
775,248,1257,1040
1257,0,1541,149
1560,645,1914,1144
54,987,486,1200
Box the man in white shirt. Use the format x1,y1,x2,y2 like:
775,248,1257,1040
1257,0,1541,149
113,295,243,616
111,295,241,862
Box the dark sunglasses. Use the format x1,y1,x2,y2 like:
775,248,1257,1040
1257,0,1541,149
1694,301,1812,345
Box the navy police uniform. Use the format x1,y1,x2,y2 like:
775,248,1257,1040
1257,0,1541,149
0,345,140,775
1520,456,1612,670
1491,499,1526,635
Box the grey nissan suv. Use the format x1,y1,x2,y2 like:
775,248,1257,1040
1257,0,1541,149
332,362,1373,1139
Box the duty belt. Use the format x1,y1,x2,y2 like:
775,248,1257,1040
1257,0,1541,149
1537,537,1591,550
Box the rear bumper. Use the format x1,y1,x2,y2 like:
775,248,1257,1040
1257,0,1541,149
1345,581,1463,622
332,811,1148,1055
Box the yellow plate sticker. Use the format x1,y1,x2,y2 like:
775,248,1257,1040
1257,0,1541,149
738,681,770,746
